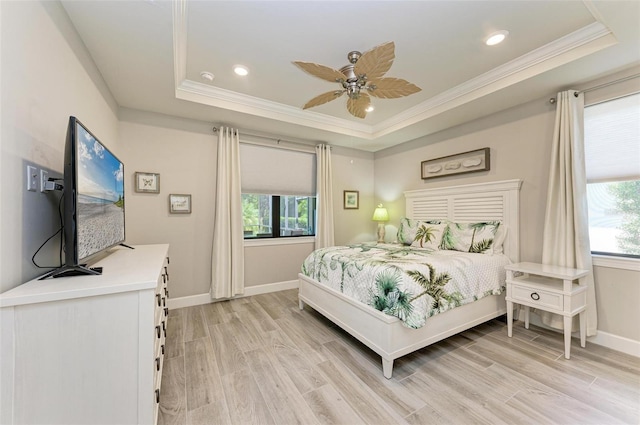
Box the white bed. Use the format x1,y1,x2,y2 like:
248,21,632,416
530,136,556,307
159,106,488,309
298,179,522,378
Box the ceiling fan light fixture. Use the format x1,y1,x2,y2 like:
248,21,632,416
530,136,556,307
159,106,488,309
233,65,249,76
485,30,509,46
365,105,375,113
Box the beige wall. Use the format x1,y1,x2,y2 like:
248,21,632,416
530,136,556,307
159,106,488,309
594,266,640,341
118,113,216,299
119,110,375,297
331,147,376,245
374,93,640,342
0,1,119,292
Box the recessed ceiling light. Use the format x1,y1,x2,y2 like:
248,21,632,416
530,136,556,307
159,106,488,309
365,105,375,113
200,71,214,82
233,65,249,76
485,30,509,46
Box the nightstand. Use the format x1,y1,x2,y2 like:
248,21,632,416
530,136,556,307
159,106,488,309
505,262,589,359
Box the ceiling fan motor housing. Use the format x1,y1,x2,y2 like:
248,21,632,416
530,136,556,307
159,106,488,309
340,64,368,99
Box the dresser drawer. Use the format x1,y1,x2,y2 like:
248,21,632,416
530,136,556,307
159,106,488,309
510,284,563,311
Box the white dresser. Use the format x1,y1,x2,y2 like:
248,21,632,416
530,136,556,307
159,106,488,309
0,244,170,425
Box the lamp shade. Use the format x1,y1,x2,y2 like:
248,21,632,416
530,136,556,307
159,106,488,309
372,204,389,222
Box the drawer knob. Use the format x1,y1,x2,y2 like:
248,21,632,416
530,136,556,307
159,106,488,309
156,325,161,338
156,293,161,306
156,357,160,371
530,292,540,301
155,389,160,404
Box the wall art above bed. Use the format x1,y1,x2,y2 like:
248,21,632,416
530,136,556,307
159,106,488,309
421,147,490,179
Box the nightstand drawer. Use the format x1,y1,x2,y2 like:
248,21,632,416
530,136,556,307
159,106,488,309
511,284,563,311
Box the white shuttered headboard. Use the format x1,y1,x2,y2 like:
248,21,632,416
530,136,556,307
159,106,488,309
404,179,523,263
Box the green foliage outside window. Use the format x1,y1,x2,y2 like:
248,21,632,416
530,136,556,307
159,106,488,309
610,180,640,255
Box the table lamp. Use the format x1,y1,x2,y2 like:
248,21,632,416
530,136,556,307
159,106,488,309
372,204,389,243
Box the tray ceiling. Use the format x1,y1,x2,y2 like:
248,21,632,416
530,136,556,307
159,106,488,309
61,1,640,151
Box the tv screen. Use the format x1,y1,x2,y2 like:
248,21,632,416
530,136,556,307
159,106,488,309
39,117,125,279
74,119,125,261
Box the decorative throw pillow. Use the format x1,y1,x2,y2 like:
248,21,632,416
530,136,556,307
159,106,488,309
410,222,447,250
397,217,443,245
440,221,503,254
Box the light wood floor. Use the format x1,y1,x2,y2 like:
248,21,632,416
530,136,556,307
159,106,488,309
158,289,640,425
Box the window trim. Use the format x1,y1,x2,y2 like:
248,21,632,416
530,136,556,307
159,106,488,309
244,236,316,247
592,254,640,272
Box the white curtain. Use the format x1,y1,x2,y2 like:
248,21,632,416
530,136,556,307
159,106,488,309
541,90,597,336
211,127,244,299
315,144,334,248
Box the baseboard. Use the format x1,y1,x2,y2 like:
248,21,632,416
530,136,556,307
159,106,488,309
166,293,212,310
166,280,299,309
517,310,640,358
243,280,299,296
587,330,640,358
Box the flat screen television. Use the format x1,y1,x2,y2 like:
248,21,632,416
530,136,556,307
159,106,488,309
41,117,126,279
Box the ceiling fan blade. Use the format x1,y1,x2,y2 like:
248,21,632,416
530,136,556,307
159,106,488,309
367,77,421,99
293,61,345,83
354,41,395,81
346,93,371,119
303,90,344,109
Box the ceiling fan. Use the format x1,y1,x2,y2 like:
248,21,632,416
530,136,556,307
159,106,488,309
293,41,421,119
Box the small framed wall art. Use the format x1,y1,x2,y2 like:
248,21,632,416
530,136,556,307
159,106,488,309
135,172,160,193
169,194,192,214
421,148,490,180
343,190,359,209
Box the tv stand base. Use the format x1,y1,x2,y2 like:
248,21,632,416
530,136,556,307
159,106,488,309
38,264,103,280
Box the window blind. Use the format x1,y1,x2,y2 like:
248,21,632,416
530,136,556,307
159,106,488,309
240,143,316,196
584,93,640,183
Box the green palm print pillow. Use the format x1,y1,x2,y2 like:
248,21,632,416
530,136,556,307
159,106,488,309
440,221,504,254
397,217,443,245
410,222,447,250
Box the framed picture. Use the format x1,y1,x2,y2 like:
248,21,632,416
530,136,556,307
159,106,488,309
135,172,160,193
169,194,191,214
421,147,490,180
343,190,359,209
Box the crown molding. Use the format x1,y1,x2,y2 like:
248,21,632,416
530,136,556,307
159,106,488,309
172,1,615,140
175,80,372,138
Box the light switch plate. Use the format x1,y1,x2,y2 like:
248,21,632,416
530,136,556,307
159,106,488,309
27,165,38,192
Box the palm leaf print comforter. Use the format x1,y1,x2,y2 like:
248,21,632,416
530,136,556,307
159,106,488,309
301,243,510,329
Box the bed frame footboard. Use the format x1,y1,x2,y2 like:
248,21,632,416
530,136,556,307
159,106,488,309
298,273,506,379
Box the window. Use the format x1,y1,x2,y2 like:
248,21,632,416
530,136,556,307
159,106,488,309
585,93,640,258
239,142,317,239
242,194,316,238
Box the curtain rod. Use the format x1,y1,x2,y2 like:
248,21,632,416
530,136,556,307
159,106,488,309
549,73,640,104
211,126,329,152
